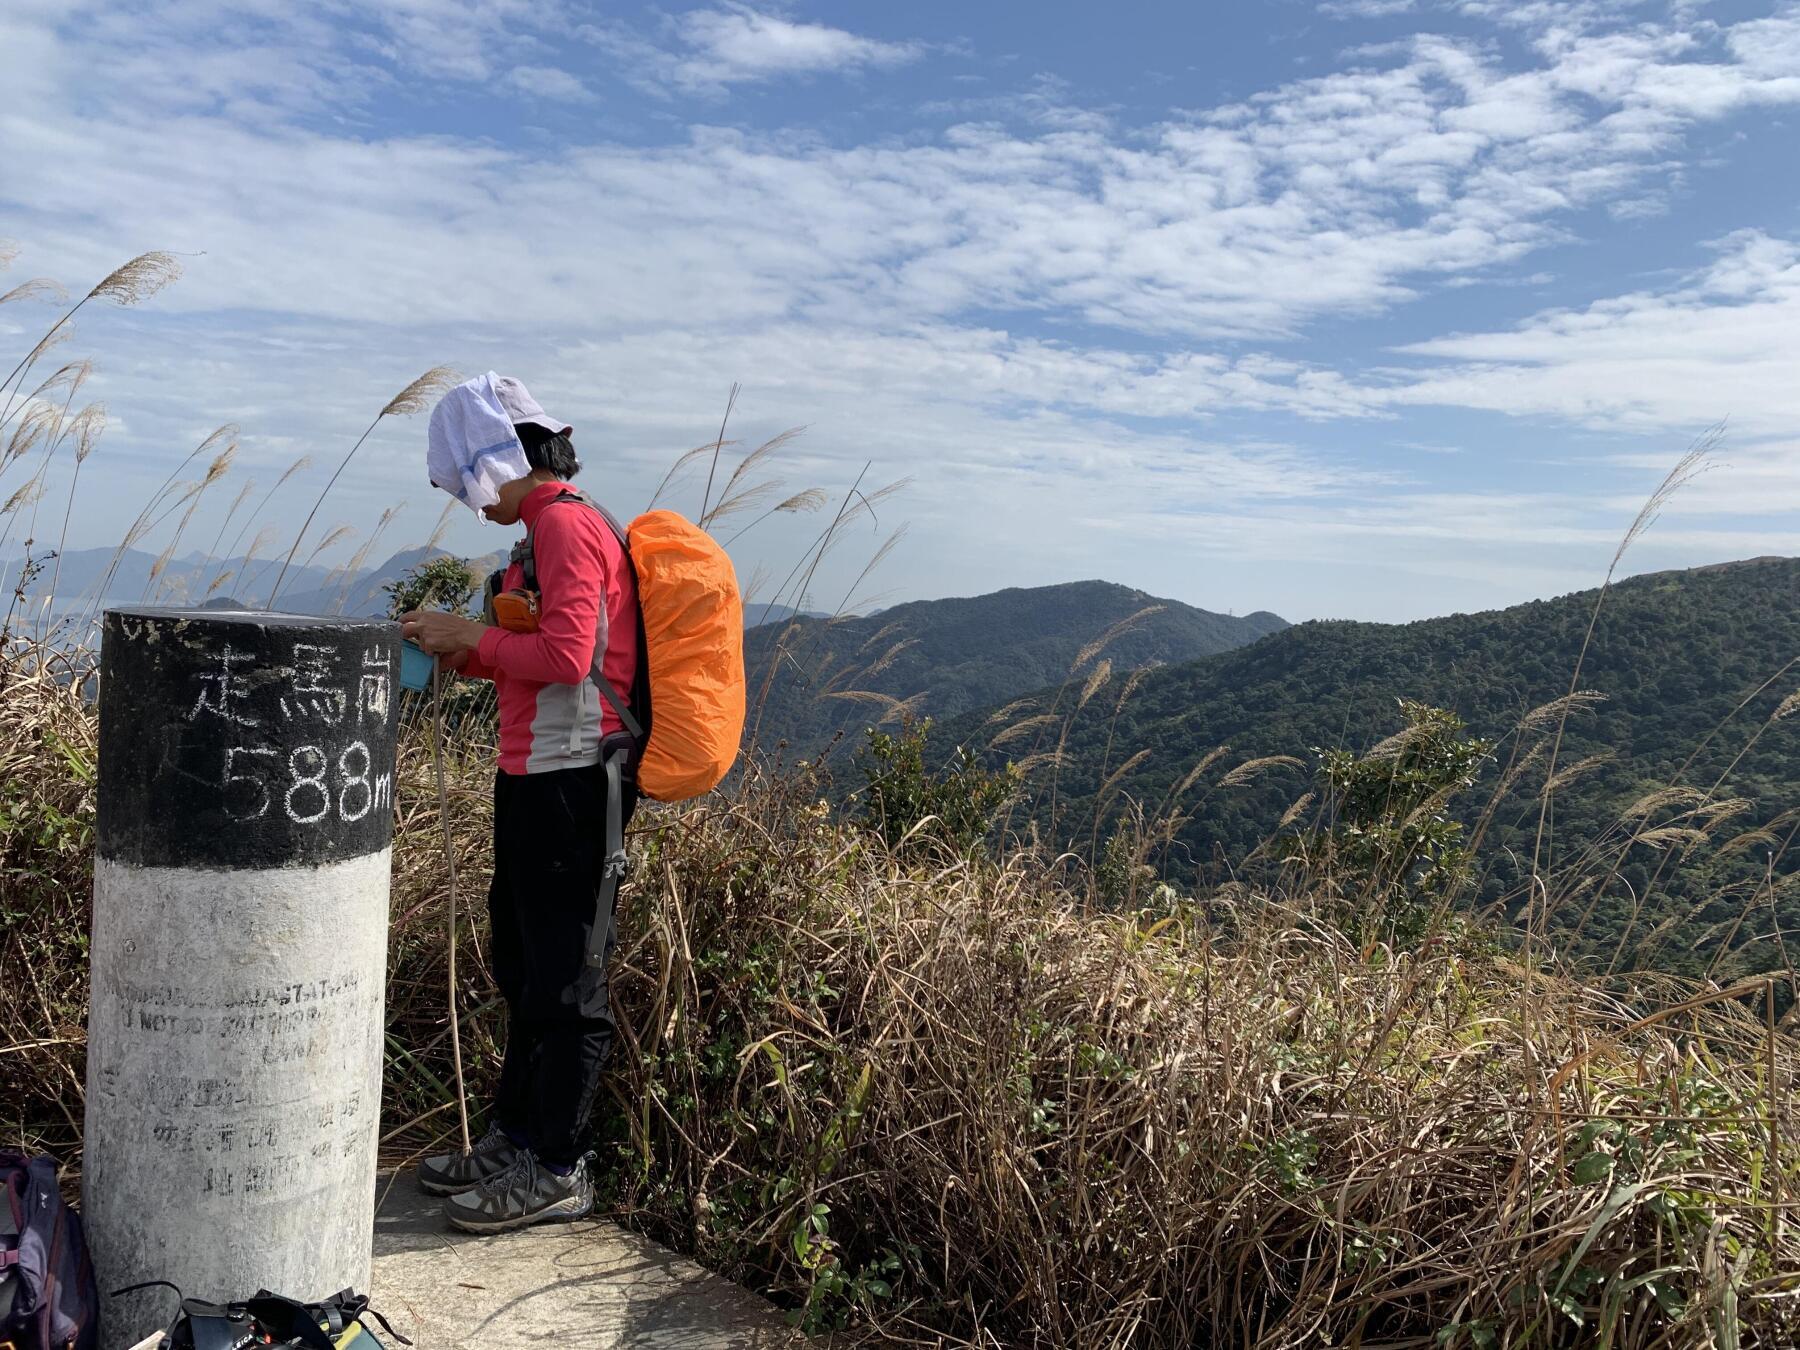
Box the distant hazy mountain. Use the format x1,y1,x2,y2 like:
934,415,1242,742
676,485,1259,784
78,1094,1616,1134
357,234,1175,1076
744,580,1287,756
744,602,829,630
11,543,841,626
2,546,336,610
276,545,509,617
2,543,514,620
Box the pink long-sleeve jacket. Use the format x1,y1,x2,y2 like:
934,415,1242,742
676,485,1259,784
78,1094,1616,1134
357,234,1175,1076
461,482,640,775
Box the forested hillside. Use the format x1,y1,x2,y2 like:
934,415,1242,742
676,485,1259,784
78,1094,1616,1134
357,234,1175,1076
946,557,1800,976
745,580,1286,757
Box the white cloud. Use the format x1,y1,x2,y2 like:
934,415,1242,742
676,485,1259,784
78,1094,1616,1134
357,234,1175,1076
1380,230,1800,438
504,64,595,101
674,4,921,89
1321,0,1422,18
0,307,1400,618
1729,11,1800,78
349,0,569,83
11,6,1799,344
586,4,922,97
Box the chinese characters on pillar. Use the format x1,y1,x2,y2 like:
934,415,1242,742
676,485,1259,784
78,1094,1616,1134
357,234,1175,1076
191,640,395,824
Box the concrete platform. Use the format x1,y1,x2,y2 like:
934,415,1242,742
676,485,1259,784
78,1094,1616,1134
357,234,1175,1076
371,1176,801,1348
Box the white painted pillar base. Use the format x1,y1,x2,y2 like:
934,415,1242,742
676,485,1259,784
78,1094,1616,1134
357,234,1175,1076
85,853,391,1341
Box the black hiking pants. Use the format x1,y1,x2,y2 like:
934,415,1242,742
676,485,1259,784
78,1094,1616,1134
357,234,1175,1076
488,761,637,1168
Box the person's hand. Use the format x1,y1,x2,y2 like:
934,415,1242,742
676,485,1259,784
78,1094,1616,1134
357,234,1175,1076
400,609,485,657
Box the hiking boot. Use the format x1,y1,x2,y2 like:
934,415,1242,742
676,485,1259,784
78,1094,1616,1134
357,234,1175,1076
416,1123,520,1197
442,1150,594,1234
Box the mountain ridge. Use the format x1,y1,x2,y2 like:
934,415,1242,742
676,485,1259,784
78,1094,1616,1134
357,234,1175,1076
746,579,1288,756
942,554,1800,977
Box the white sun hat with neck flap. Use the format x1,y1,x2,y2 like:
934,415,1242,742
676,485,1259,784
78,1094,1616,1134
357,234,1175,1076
427,372,570,511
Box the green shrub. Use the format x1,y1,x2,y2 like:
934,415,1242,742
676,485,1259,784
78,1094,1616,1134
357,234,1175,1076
384,554,480,619
855,718,1021,855
1284,700,1492,939
1093,820,1154,910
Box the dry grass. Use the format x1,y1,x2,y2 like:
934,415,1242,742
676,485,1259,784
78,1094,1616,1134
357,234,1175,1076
4,642,1798,1347
0,645,99,1152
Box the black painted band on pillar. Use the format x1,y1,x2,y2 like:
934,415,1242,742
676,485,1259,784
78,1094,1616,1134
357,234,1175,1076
97,609,402,870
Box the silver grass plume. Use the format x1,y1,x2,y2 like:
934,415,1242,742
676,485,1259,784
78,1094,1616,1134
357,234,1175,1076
383,366,459,416
0,278,68,308
87,252,182,306
269,366,457,606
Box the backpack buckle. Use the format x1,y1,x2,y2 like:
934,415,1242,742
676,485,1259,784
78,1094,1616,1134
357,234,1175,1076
603,849,631,881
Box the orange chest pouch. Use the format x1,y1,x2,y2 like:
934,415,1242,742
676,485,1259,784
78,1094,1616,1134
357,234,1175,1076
483,567,542,634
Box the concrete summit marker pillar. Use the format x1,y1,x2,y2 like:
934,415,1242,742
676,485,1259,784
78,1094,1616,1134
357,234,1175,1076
84,608,401,1350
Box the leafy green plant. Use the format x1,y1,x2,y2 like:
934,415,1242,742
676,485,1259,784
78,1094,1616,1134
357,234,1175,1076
1435,1316,1498,1349
1284,700,1493,936
383,554,479,619
1093,822,1154,910
855,718,1021,855
789,1203,903,1334
1255,1128,1320,1196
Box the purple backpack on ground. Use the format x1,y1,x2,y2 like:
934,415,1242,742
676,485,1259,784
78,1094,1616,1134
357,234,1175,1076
1,1153,97,1350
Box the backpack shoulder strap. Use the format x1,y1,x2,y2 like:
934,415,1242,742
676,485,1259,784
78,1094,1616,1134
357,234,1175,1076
588,741,630,970
518,489,647,743
514,488,617,592
0,1187,16,1326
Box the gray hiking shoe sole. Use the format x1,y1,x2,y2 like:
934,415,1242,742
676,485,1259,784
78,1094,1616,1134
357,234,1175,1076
443,1188,594,1233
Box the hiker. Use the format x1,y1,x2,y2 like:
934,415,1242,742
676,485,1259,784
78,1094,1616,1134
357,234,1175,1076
400,372,642,1233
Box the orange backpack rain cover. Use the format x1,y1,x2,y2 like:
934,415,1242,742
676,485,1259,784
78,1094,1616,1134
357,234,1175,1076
627,509,745,800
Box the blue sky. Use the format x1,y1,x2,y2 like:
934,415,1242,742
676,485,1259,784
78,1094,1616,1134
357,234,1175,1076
2,0,1798,622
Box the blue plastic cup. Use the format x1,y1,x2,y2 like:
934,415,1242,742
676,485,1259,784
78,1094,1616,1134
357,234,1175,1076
400,639,435,691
